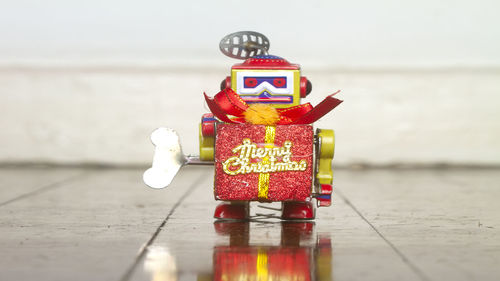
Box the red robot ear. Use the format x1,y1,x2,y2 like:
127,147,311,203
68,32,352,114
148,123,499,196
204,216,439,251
220,76,231,90
300,76,312,97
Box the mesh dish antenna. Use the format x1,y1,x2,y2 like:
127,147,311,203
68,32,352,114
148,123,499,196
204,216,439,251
219,31,270,60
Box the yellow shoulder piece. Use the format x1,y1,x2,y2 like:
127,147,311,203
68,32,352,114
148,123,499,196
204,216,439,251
199,123,214,161
316,129,335,185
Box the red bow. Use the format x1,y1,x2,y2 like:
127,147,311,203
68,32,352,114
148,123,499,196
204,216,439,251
204,88,342,124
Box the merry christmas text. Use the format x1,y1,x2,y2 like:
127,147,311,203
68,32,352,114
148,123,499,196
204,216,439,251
222,138,307,175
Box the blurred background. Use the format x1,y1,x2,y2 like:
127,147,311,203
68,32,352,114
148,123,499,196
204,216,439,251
0,0,499,167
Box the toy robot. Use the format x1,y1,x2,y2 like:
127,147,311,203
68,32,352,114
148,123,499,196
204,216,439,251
144,31,342,220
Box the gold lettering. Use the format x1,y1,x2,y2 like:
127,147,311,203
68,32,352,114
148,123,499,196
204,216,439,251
222,139,308,175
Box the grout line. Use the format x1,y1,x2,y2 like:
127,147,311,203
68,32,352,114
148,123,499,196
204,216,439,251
0,172,90,207
335,188,431,281
119,171,207,281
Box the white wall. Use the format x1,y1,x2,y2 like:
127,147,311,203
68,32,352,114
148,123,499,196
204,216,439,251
1,0,499,166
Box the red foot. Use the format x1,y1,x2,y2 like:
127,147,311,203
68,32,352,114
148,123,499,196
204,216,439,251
214,202,249,220
281,201,315,220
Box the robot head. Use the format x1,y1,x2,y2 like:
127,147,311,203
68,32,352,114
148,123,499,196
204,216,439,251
219,32,312,109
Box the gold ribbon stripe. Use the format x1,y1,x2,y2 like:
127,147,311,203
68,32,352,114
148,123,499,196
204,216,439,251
258,126,276,200
256,249,269,279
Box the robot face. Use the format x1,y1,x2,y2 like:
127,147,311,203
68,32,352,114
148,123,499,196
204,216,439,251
233,70,299,107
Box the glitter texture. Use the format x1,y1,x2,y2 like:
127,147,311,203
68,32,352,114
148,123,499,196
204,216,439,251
214,124,313,201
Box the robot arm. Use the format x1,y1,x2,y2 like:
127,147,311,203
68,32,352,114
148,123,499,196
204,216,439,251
199,113,216,161
314,129,335,207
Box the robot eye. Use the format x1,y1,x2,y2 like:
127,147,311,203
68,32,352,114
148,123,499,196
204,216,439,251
273,77,286,87
244,77,258,88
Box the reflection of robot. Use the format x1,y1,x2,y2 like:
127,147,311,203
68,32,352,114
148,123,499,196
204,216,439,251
144,31,342,221
197,221,332,281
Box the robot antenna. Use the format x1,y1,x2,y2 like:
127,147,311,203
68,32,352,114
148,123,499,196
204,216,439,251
219,31,270,60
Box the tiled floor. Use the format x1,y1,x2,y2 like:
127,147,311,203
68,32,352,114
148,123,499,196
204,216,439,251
0,167,498,281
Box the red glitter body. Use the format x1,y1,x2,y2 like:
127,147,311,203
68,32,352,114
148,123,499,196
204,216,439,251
215,124,313,201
